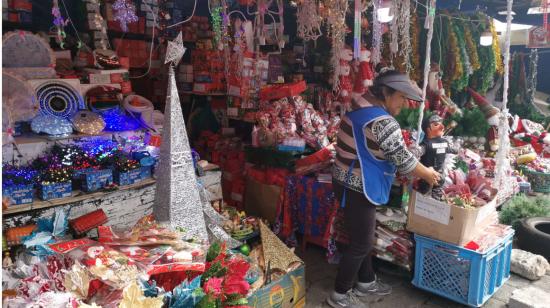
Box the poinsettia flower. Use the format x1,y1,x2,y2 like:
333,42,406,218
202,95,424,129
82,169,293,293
223,277,250,296
204,277,224,297
226,258,250,279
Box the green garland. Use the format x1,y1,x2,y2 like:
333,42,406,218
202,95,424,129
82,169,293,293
472,14,496,93
211,6,223,49
451,20,470,92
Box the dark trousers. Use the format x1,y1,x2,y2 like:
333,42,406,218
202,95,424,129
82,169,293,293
333,181,377,294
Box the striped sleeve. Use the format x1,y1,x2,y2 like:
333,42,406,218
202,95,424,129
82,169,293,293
369,117,418,175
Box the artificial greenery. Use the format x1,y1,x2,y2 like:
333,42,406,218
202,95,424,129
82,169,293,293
395,108,433,130
450,107,488,137
499,195,550,228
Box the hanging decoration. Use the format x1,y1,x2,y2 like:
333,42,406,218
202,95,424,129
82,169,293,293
490,18,504,75
389,1,399,58
296,0,323,42
451,20,469,92
397,0,412,73
112,0,139,32
325,0,349,91
494,0,514,196
51,0,69,49
354,0,362,59
527,49,538,106
410,13,421,81
463,23,480,72
371,0,382,65
211,6,223,49
475,15,497,93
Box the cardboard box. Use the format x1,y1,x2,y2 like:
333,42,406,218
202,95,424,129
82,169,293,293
244,177,282,224
39,182,72,200
406,191,498,246
2,184,34,205
81,169,113,192
247,265,306,308
113,169,142,186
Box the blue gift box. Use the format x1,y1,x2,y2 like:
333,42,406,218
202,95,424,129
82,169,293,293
81,169,113,192
2,184,34,205
113,168,142,186
39,181,72,201
140,166,152,180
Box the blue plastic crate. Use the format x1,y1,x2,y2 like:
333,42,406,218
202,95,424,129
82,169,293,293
39,181,72,200
81,169,113,192
2,184,34,205
412,233,514,307
113,168,142,186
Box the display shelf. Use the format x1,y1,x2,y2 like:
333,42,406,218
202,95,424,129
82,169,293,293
3,178,156,216
12,130,145,145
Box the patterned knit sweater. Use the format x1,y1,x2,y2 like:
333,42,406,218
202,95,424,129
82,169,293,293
333,95,418,193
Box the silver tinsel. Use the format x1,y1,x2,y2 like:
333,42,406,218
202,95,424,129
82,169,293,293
372,0,382,65
153,33,208,242
527,49,538,105
397,0,412,73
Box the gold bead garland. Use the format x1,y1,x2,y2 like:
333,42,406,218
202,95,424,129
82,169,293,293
490,18,504,75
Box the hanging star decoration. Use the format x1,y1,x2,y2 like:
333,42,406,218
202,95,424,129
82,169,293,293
113,0,139,32
165,32,186,65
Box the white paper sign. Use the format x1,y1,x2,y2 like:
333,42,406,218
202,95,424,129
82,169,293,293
414,194,451,225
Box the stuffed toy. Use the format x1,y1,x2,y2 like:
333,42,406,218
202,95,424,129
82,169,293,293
351,48,374,98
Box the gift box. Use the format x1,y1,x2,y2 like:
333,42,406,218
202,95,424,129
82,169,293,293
113,168,142,186
81,169,113,192
2,184,34,205
39,181,72,201
259,80,307,101
70,209,108,235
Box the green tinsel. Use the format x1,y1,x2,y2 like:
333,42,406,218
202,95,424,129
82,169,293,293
450,107,488,137
451,20,470,92
473,14,497,93
211,6,223,49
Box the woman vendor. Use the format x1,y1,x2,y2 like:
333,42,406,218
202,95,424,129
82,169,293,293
327,70,441,308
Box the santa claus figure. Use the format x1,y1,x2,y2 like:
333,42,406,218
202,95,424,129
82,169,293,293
351,48,374,99
468,87,501,154
509,114,550,156
336,48,354,112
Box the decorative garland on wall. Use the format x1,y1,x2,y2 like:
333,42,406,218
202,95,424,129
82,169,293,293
410,13,421,81
463,22,480,72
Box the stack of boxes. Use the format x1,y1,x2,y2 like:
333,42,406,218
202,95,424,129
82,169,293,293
140,0,158,35
84,0,108,49
3,0,32,24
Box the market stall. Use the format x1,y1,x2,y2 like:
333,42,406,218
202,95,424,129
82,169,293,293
2,0,549,307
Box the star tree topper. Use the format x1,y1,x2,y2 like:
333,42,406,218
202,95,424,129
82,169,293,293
165,32,186,65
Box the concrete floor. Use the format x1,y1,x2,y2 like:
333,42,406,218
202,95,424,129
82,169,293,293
297,245,550,308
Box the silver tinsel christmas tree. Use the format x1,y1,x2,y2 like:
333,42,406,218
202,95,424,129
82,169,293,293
153,32,208,241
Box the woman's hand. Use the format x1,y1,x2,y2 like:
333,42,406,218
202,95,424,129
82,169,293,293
425,167,441,186
411,163,442,186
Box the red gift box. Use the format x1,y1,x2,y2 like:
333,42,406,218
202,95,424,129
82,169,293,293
259,80,307,101
70,209,108,235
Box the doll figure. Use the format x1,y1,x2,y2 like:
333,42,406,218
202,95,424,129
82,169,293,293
468,87,501,155
418,115,459,200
